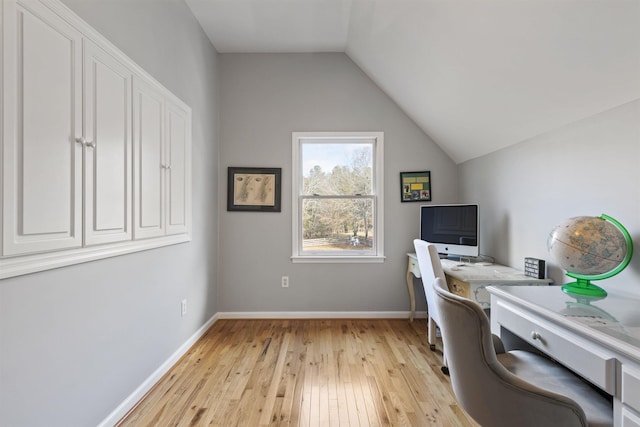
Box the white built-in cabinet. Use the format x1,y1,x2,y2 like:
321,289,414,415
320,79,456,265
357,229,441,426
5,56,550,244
1,0,192,279
132,77,191,240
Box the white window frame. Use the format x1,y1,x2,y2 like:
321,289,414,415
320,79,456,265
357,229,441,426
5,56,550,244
291,132,385,263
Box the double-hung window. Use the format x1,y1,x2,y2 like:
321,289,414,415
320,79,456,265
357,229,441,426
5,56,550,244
292,132,384,262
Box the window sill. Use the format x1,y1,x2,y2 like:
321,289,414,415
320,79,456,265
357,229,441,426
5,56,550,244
291,255,386,264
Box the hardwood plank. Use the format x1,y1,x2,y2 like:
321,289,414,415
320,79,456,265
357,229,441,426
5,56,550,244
117,319,478,427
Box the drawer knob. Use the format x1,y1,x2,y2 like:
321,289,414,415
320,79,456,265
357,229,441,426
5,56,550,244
531,331,541,340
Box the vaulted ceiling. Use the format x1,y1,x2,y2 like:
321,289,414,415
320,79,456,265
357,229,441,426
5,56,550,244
184,0,640,164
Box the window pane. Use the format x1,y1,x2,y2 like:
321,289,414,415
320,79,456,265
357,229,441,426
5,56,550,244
301,143,372,196
302,198,374,253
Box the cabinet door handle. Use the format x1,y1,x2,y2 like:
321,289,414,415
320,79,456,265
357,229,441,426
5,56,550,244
162,164,171,170
74,137,95,148
531,331,541,340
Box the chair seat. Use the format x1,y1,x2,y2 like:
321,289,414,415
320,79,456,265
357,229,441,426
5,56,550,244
498,350,612,427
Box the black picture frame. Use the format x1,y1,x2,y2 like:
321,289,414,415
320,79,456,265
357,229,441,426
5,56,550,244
227,167,282,212
400,171,431,202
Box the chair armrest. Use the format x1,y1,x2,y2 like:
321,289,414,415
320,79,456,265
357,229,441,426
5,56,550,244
492,334,506,354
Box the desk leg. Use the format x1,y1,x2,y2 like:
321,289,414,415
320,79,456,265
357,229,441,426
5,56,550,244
406,262,416,322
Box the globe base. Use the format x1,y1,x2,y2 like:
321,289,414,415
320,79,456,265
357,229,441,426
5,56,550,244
561,278,607,298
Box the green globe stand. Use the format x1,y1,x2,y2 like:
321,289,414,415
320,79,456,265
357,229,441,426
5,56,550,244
561,214,634,297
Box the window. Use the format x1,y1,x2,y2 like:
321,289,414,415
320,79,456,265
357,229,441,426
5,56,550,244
292,132,384,262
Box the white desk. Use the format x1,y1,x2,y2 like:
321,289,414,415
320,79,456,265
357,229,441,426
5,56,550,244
489,285,640,426
406,253,552,321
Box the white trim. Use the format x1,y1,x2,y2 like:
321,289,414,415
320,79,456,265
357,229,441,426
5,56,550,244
97,313,219,427
0,234,190,279
39,0,189,108
218,311,427,319
291,131,384,261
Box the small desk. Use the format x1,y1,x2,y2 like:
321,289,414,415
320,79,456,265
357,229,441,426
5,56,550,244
406,253,552,321
489,286,640,426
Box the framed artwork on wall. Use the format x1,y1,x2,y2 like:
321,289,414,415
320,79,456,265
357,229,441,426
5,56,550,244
400,171,431,202
227,167,282,212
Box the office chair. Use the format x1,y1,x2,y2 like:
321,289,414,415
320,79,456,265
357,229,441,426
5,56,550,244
413,239,448,373
432,277,612,427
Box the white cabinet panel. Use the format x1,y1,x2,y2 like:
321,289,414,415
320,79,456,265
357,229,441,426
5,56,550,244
165,100,191,236
2,0,82,255
83,40,132,246
133,77,165,239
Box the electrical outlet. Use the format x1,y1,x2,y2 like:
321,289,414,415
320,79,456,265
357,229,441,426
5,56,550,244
181,299,187,316
281,276,289,288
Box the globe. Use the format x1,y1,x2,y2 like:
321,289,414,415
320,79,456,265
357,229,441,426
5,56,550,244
547,214,633,297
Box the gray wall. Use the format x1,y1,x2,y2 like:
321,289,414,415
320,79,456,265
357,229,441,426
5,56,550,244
0,1,220,426
219,53,458,314
459,100,640,294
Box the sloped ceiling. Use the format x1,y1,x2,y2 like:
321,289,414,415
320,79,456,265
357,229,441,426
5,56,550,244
185,0,640,164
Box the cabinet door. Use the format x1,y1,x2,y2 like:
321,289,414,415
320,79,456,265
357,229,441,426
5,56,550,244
83,40,132,246
2,0,83,255
133,76,165,239
165,100,191,236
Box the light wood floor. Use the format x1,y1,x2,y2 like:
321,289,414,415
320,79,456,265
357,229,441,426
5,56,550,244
117,319,478,427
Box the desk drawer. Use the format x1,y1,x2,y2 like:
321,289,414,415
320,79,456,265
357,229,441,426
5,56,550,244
446,277,469,298
494,299,616,394
408,257,421,278
622,365,640,413
622,407,640,427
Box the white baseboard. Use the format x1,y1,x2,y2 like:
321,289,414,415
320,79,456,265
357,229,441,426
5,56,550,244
97,313,219,427
218,310,428,319
98,310,426,426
